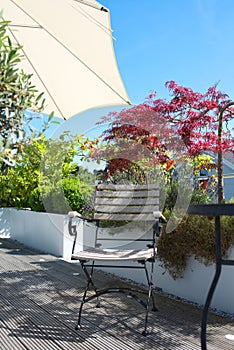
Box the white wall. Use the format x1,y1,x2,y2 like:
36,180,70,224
0,208,65,256
155,251,234,314
0,207,84,257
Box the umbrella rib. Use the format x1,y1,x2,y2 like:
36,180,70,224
8,24,42,29
70,2,112,36
9,0,131,107
72,0,108,12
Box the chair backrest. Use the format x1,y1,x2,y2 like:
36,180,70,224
94,183,159,221
93,183,160,249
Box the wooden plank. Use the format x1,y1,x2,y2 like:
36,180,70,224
0,325,26,350
0,304,64,350
94,213,155,221
97,184,159,191
95,197,159,205
95,190,159,198
94,205,159,213
0,298,110,350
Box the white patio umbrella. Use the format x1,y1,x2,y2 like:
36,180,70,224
1,0,130,120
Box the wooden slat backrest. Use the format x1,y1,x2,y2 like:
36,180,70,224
94,183,159,221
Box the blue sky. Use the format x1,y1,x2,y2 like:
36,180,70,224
101,0,234,104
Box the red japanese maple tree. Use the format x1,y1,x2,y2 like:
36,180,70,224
94,103,181,185
95,81,234,203
149,81,234,203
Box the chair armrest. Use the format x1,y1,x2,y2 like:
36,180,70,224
68,211,95,222
153,211,167,238
153,211,167,223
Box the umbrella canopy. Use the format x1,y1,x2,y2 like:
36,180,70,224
1,0,130,119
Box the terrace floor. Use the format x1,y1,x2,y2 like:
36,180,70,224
0,237,234,350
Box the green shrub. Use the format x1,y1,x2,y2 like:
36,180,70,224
0,135,95,214
0,166,38,209
0,169,94,214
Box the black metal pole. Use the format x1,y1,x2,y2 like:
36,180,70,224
201,216,222,350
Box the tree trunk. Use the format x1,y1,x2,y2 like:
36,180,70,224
217,149,223,204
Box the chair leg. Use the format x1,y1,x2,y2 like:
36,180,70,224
82,261,100,305
75,261,100,330
75,279,90,330
151,289,157,312
142,281,153,336
148,258,157,311
142,260,157,336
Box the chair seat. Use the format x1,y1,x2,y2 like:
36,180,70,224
71,247,155,262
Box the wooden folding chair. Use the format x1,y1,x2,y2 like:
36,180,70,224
68,183,165,336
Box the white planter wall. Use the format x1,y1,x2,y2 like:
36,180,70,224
1,207,234,315
155,252,234,314
0,207,83,258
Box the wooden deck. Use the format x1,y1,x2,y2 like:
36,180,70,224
0,237,234,350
